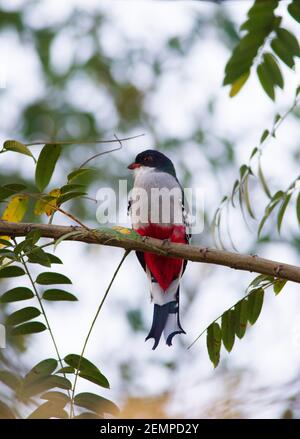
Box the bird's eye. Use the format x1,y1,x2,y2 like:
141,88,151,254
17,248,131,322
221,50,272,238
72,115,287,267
144,156,152,163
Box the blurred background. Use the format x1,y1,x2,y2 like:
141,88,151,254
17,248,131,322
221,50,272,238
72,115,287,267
1,0,300,419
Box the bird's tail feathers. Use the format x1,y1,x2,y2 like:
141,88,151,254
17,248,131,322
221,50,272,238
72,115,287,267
146,268,185,350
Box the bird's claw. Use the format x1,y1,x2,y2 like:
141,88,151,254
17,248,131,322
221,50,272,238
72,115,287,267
200,247,209,257
274,264,283,276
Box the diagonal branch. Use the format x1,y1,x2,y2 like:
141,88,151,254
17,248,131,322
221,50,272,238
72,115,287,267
1,220,300,283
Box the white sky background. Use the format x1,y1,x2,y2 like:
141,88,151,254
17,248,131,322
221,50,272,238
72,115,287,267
1,0,300,418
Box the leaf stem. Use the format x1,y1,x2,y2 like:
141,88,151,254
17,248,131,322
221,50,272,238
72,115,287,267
0,240,55,271
69,249,130,418
13,238,71,401
18,252,63,366
187,280,275,350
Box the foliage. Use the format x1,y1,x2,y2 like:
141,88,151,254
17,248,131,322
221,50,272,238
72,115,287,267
1,0,300,418
0,147,120,418
224,0,300,100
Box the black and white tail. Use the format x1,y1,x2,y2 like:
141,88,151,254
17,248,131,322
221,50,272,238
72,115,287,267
145,268,185,350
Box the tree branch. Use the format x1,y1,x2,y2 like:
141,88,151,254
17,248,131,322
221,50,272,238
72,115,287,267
1,220,300,283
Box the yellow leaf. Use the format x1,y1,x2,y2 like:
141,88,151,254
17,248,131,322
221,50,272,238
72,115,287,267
34,189,61,217
229,71,250,98
2,194,29,222
45,189,61,217
112,226,132,235
1,195,29,244
34,198,47,216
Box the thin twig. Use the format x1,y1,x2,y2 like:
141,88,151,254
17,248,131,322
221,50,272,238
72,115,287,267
24,134,145,147
79,135,123,169
187,281,275,350
69,250,130,418
14,240,65,369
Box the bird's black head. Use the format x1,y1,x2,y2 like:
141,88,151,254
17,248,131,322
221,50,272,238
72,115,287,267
128,150,176,176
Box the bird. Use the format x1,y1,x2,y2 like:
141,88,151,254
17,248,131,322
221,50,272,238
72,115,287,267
127,150,189,349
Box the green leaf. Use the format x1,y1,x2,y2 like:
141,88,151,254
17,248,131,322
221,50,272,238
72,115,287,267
64,354,109,389
0,371,21,392
229,71,250,97
271,37,295,68
296,193,300,224
273,279,287,295
42,375,72,391
7,307,41,326
258,200,280,238
0,184,27,201
36,272,72,285
46,253,63,265
0,249,16,261
221,310,235,353
67,168,93,182
0,239,12,247
231,180,240,207
27,247,51,267
243,174,256,219
10,321,47,336
23,375,72,398
260,129,269,144
3,140,35,162
224,57,253,86
247,0,279,18
250,147,258,159
74,412,103,419
57,191,86,205
53,231,82,251
0,287,34,303
276,28,300,57
14,239,33,256
234,299,248,339
0,249,15,257
56,366,75,374
288,0,300,23
74,393,119,416
239,164,248,180
247,288,264,325
25,229,42,245
240,3,280,32
206,322,221,368
35,144,62,192
274,113,281,124
0,266,25,278
0,401,15,419
42,289,77,301
277,193,292,233
263,53,284,89
41,391,70,406
249,274,274,289
223,32,265,85
25,359,58,384
257,62,275,100
258,161,272,199
27,402,68,419
60,183,85,194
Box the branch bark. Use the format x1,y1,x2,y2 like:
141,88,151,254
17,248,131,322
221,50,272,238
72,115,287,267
1,220,300,284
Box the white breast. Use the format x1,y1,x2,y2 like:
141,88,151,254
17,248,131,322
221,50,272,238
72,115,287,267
129,166,184,229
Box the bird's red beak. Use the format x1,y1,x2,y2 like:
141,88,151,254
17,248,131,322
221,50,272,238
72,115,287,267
127,162,141,170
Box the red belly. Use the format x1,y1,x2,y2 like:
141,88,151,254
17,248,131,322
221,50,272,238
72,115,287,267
136,224,186,291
